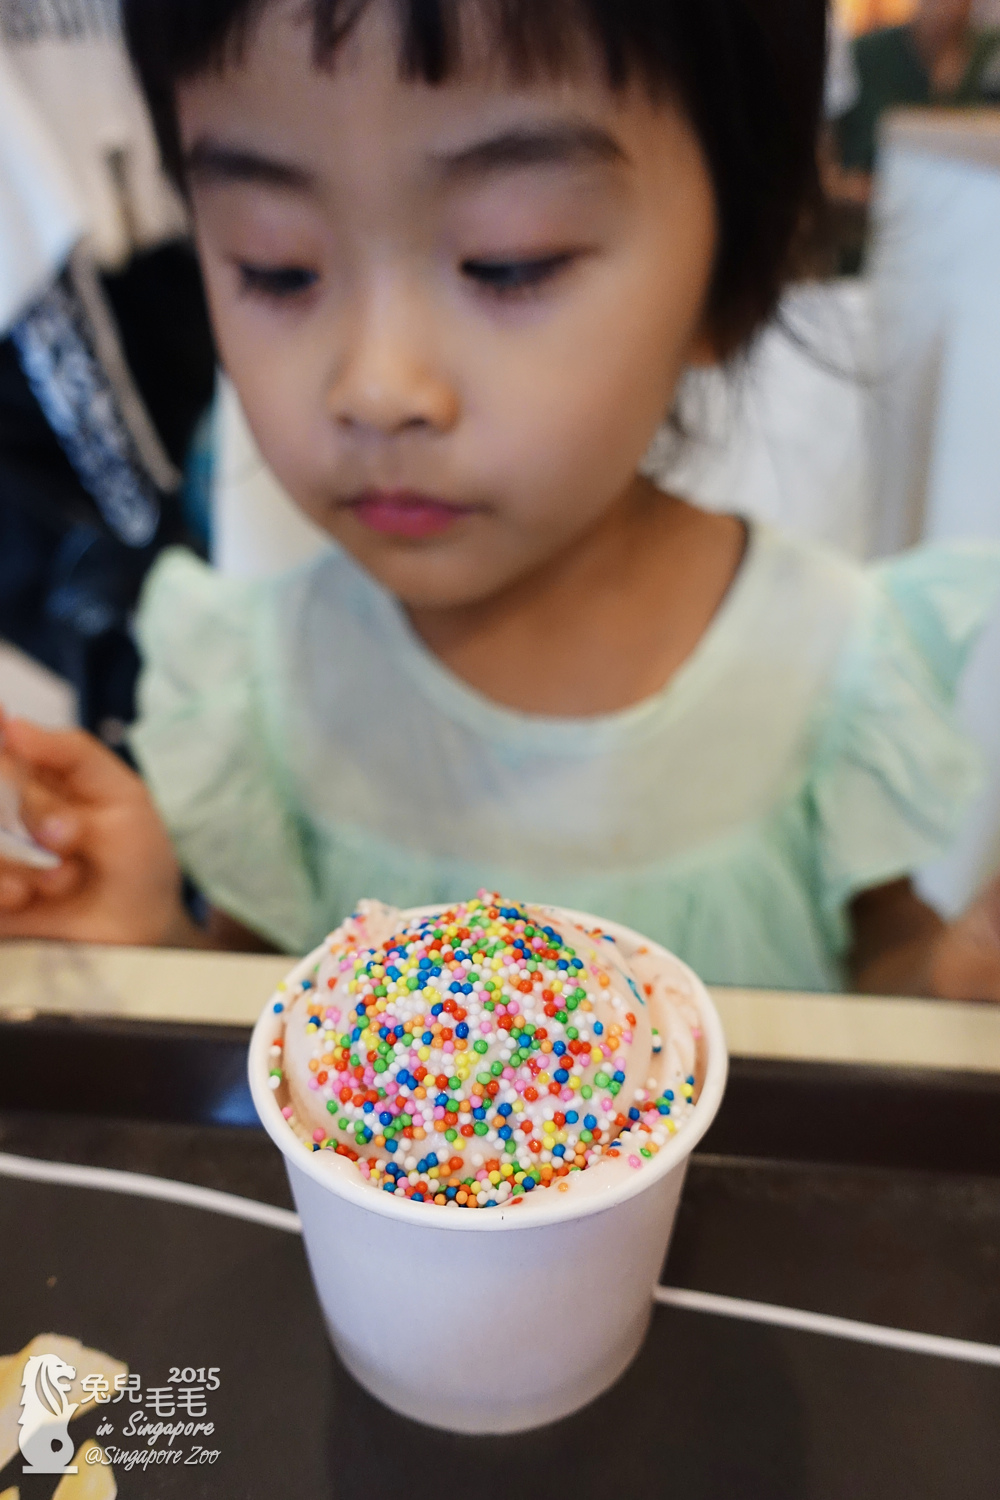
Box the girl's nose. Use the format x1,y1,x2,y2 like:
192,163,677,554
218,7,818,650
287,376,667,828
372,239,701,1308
326,280,459,437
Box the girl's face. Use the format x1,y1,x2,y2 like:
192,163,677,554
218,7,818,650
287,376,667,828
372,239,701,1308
178,0,717,609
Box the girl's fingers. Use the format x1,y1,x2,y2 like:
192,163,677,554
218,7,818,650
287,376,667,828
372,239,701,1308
0,868,31,911
2,718,135,803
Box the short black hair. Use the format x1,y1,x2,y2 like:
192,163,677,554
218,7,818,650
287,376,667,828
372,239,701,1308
123,0,826,354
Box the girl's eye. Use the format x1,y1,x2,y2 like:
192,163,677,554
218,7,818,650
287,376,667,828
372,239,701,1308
461,253,575,296
236,264,319,299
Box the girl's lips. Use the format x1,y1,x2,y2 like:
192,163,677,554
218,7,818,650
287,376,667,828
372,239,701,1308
348,490,476,539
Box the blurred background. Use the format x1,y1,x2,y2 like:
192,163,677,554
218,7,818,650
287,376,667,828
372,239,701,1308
2,0,1000,942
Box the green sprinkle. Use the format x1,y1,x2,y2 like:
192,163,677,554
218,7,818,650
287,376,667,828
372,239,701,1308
490,1062,504,1076
445,1129,458,1143
326,1100,337,1113
474,1122,489,1136
594,1072,611,1088
581,1085,593,1100
477,1071,493,1085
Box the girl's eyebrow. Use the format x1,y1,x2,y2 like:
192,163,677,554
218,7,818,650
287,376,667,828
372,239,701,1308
434,122,628,180
183,121,626,191
184,139,316,190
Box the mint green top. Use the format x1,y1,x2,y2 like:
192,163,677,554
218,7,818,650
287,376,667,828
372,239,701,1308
131,525,1000,989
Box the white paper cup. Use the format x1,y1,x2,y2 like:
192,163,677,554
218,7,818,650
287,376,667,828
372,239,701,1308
249,911,728,1433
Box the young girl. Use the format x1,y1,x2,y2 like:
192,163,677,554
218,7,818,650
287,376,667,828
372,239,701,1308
1,0,1000,1001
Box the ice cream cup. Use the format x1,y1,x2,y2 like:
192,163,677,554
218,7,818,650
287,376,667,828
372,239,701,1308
249,909,728,1434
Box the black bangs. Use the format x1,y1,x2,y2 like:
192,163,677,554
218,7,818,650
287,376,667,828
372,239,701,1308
123,0,827,353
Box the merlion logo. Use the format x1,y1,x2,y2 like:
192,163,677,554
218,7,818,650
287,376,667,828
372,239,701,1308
18,1353,79,1474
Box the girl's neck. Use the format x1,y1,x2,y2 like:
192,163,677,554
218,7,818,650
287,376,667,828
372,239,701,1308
407,480,747,718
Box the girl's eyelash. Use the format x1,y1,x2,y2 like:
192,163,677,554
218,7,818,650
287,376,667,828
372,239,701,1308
237,264,319,298
461,253,575,295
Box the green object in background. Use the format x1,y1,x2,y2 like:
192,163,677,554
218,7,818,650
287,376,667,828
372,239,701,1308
837,25,1000,174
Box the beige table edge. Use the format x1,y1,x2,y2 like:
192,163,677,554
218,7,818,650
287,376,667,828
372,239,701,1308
2,940,999,1074
882,105,1000,173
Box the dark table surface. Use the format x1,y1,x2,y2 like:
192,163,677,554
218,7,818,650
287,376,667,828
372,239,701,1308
2,1016,999,1500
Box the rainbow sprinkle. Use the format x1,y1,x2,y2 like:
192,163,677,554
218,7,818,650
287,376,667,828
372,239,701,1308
273,893,694,1208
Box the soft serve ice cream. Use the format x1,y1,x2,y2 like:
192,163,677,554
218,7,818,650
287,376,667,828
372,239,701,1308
267,893,704,1209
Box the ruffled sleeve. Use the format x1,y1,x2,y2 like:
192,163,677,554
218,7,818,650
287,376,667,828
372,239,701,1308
809,540,1000,952
130,548,317,953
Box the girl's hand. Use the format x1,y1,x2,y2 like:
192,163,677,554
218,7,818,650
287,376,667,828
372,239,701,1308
851,876,1000,1002
0,712,195,947
925,872,1000,1003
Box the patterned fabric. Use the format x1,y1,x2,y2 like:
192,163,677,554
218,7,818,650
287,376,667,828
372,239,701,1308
0,0,118,41
10,258,163,547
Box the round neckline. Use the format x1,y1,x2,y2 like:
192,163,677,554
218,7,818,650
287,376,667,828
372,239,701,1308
366,519,769,756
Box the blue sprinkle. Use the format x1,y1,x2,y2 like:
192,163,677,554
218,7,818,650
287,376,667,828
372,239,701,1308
386,966,401,981
554,1069,569,1084
426,1153,439,1168
486,1199,498,1208
446,1186,458,1200
498,1103,513,1117
584,1114,597,1130
553,1041,567,1056
565,1111,579,1124
552,1144,566,1158
613,1070,626,1084
499,1126,513,1141
462,983,473,995
385,1138,398,1153
557,960,569,970
665,1090,675,1101
419,958,432,969
435,1092,449,1107
422,1031,434,1044
272,1002,285,1014
628,1107,641,1121
417,1158,428,1173
473,1107,487,1121
431,1004,444,1016
379,1111,393,1126
383,1182,396,1192
453,950,468,962
362,1101,375,1114
449,982,463,994
412,1192,425,1202
523,1177,536,1192
456,1023,470,1039
594,1022,604,1036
